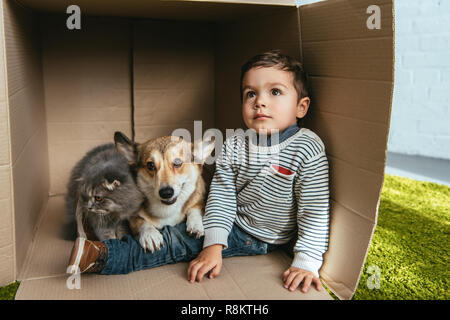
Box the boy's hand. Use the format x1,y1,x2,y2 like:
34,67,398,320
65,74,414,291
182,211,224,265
282,267,323,293
187,244,223,283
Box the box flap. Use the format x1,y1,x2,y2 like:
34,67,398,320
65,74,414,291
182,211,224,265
2,0,50,281
17,0,295,21
0,0,15,287
299,0,394,299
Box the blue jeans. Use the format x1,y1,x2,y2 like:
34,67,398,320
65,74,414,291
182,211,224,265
101,222,280,275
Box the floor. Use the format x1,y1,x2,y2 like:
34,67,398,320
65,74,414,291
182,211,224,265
385,152,450,187
15,196,333,300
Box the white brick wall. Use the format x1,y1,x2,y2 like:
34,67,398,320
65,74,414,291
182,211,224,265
389,0,450,160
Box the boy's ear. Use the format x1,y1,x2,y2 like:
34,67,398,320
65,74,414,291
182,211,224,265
296,97,310,119
114,131,138,165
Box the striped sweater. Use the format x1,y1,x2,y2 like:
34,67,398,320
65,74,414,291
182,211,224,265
203,127,330,277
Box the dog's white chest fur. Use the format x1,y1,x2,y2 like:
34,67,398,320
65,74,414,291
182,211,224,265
149,199,187,228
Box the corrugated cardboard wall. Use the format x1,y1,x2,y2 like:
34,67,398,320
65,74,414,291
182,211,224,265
300,0,393,299
16,0,295,21
2,0,49,280
41,16,133,195
0,0,14,287
133,19,215,142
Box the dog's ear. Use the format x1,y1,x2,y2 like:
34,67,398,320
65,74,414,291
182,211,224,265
114,131,138,165
192,136,215,165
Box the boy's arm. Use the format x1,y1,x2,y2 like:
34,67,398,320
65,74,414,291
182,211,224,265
292,152,330,278
202,138,238,249
187,139,238,283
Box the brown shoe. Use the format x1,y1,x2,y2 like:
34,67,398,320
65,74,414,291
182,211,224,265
67,237,108,274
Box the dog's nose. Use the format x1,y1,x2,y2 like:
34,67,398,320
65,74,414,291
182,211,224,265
159,187,174,199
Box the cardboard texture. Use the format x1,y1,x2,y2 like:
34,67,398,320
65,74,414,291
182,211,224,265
0,0,394,300
300,0,393,299
16,196,331,300
17,0,294,21
133,19,215,141
0,3,14,283
40,16,133,195
2,0,49,283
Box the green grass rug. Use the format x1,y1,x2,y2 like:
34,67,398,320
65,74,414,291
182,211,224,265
353,174,449,300
0,281,19,300
1,174,448,300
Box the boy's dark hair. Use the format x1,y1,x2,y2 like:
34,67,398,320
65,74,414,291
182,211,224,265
240,49,311,104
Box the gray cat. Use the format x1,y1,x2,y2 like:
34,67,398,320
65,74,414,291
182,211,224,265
64,143,144,241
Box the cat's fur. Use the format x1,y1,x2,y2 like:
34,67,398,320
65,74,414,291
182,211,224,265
63,143,144,241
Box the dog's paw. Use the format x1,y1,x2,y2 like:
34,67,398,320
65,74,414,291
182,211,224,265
186,215,204,239
139,224,164,253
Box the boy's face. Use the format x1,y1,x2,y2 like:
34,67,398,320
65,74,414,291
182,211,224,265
242,66,310,135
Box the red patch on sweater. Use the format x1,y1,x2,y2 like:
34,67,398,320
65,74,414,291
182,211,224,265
271,164,294,176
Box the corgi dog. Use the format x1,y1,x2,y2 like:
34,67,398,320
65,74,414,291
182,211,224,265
114,131,215,252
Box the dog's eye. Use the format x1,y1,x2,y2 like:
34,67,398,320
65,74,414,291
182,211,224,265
146,161,156,171
94,196,103,202
173,158,183,168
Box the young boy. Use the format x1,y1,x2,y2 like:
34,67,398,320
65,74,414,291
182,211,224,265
67,50,329,294
188,50,329,293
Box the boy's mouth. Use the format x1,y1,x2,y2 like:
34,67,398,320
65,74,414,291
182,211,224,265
254,113,271,120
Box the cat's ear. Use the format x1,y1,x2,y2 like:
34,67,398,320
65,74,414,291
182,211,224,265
103,179,121,191
114,131,137,165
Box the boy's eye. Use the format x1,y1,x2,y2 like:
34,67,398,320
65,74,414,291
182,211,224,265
271,88,281,96
94,196,103,202
246,91,256,98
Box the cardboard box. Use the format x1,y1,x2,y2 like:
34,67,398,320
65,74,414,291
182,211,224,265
0,0,394,300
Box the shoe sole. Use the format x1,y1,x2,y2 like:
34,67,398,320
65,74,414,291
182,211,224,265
68,237,86,274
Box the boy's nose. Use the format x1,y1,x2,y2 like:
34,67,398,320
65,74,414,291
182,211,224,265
255,96,267,108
